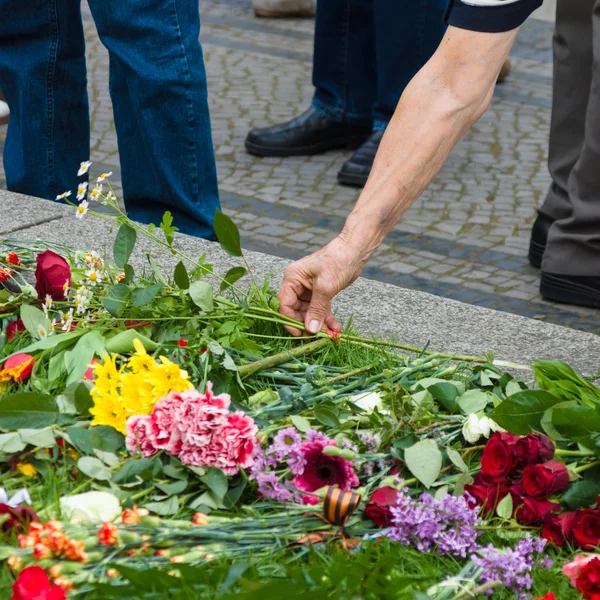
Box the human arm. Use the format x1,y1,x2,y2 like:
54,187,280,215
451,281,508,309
279,24,519,335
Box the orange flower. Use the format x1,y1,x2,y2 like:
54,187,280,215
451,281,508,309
121,505,150,525
1,353,35,383
33,543,52,561
29,522,44,536
46,530,68,556
53,576,74,592
98,521,119,547
154,549,170,557
0,266,14,283
17,534,36,548
64,538,87,562
7,556,22,571
192,512,209,526
106,568,118,578
44,520,63,532
48,565,62,579
6,251,21,266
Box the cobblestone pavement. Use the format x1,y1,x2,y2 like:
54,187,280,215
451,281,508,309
1,1,599,333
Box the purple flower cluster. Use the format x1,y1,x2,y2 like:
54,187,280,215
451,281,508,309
387,490,481,557
471,535,550,599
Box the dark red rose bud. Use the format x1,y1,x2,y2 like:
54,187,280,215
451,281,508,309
521,461,569,499
515,434,555,465
0,504,39,537
514,497,560,525
6,318,25,341
480,432,520,480
573,509,600,550
364,486,401,527
465,475,510,513
34,250,71,301
542,511,577,547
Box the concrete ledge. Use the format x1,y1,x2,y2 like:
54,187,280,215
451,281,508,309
2,191,599,373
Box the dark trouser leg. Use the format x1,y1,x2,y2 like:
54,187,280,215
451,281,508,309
543,0,600,275
540,0,594,222
87,0,220,239
0,0,89,201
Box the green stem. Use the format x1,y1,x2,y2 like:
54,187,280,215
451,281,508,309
574,460,600,474
556,448,596,457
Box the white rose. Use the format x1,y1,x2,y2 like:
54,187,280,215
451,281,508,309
351,392,384,414
60,491,121,524
462,413,504,444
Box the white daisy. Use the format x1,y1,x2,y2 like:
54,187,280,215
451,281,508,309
96,172,112,183
77,161,92,176
56,191,72,201
90,184,103,200
37,324,48,340
85,268,103,286
61,308,74,332
76,182,88,201
76,200,89,219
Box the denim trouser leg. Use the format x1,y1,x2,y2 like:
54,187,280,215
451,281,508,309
311,0,447,129
0,0,89,200
87,0,220,239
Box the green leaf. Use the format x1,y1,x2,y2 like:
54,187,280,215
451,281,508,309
562,480,600,510
214,210,243,257
123,264,135,284
0,393,70,429
0,433,26,453
220,266,247,292
105,330,158,354
446,447,468,473
77,456,112,481
491,390,563,435
144,497,179,516
496,493,513,520
540,400,577,442
428,383,460,413
156,480,187,496
65,330,105,386
66,427,94,454
20,304,50,340
458,390,491,415
224,477,247,509
160,212,179,247
114,224,137,268
173,261,190,290
147,254,168,285
91,426,125,453
19,428,55,448
7,330,85,359
201,467,228,500
103,284,130,317
552,405,600,449
132,283,163,307
112,564,178,592
74,382,94,415
404,440,442,488
290,415,311,433
189,281,214,312
505,381,522,397
533,360,600,405
314,407,340,428
112,458,156,484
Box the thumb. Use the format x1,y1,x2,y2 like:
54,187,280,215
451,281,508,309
305,284,333,334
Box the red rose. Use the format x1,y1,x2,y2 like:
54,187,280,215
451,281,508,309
6,319,25,341
542,511,577,547
0,504,39,537
364,486,401,527
534,594,555,600
573,510,600,550
480,432,520,480
11,565,66,600
576,556,600,600
514,497,560,525
34,250,70,301
521,461,569,499
1,354,35,382
465,474,509,513
515,434,555,465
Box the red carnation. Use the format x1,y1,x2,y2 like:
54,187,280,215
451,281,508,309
542,511,577,547
6,319,26,341
11,565,66,600
480,432,520,480
534,594,555,600
364,487,401,527
573,509,600,550
514,497,560,526
514,434,555,465
521,461,569,499
0,504,39,537
34,250,70,301
6,251,21,266
576,556,600,600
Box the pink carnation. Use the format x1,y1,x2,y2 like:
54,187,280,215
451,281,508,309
293,441,359,505
208,411,258,475
199,381,231,410
150,393,184,454
125,415,157,458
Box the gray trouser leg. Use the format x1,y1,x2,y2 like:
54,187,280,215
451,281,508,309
542,0,600,274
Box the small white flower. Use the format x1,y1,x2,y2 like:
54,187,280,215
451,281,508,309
85,268,102,286
49,319,58,334
96,172,112,183
56,190,72,201
77,160,92,176
462,413,504,444
90,184,103,200
61,308,74,332
76,181,88,201
63,279,70,297
37,323,48,339
76,200,89,219
60,491,121,524
42,294,53,316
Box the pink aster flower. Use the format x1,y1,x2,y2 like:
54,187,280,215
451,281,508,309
125,415,157,458
293,440,359,505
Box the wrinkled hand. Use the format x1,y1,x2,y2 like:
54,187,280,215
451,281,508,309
278,236,366,336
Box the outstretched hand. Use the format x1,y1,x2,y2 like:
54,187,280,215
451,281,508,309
278,236,367,336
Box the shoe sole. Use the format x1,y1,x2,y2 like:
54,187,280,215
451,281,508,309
254,8,315,17
528,238,545,269
337,169,368,187
245,134,368,158
540,272,600,308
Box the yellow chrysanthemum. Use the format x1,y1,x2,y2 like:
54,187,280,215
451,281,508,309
89,389,127,433
17,463,37,477
92,354,121,396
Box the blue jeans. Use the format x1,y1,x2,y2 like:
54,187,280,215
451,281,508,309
0,0,219,239
312,0,448,130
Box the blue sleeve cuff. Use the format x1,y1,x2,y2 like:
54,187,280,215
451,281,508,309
444,0,543,33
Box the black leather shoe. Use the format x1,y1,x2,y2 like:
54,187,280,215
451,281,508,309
528,212,555,268
540,273,600,308
337,130,384,187
245,107,371,157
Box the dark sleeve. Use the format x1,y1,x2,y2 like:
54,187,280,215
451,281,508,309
444,0,543,33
